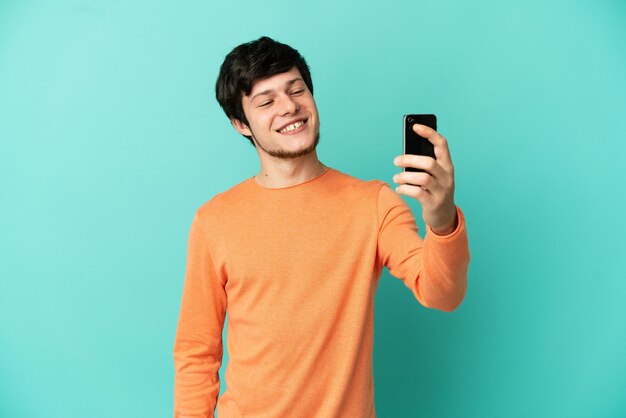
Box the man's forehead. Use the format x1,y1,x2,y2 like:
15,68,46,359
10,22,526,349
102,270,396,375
247,67,304,97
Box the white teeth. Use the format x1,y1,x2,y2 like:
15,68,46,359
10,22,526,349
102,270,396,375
279,120,305,133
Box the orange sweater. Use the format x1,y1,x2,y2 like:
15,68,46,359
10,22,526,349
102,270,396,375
174,168,470,417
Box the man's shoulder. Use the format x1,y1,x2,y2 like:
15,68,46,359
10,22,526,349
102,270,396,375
195,176,253,218
329,168,389,194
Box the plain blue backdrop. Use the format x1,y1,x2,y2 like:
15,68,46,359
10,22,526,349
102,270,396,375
1,0,625,417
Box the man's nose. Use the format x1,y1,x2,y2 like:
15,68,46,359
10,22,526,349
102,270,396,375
278,94,299,115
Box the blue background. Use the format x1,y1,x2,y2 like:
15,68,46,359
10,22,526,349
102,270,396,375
1,0,625,417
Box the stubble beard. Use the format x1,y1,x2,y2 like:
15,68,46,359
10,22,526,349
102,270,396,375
251,129,320,160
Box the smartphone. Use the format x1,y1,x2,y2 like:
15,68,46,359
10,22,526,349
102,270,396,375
403,114,437,172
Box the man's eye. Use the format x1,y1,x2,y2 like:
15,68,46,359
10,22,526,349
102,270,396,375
290,89,304,95
259,100,273,107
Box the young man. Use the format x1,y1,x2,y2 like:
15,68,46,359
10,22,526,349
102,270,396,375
174,36,470,418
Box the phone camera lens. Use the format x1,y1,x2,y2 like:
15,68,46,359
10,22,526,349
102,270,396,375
408,117,414,123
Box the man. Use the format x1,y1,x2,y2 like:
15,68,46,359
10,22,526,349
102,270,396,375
174,36,470,418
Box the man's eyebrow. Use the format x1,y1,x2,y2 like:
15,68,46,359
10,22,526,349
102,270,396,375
249,78,304,103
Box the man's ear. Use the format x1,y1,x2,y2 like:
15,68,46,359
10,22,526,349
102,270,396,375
231,118,252,137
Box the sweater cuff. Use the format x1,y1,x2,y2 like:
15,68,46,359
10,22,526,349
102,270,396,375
426,206,466,240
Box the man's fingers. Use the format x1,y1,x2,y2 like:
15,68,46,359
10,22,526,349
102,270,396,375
412,124,454,173
393,154,445,179
394,171,448,197
393,171,432,187
395,184,433,203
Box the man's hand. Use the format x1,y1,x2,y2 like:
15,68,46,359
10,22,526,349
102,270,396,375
393,123,458,235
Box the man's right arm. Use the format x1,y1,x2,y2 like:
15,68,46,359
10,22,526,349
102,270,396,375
174,212,227,417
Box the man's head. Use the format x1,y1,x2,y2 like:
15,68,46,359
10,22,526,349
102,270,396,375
215,37,319,158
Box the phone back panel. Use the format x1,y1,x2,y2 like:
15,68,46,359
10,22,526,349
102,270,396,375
403,114,437,172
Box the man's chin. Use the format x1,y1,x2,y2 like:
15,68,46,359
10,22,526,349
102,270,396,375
264,133,320,160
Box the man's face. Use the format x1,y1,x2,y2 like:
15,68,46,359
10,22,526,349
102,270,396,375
232,67,320,159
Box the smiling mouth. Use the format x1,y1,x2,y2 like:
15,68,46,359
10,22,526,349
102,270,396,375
276,119,307,134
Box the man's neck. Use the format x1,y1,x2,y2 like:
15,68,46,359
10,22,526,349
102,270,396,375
254,153,327,189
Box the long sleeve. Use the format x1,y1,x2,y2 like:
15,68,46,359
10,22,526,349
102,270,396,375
173,212,227,417
376,184,470,312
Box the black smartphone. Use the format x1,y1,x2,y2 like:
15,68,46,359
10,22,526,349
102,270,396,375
403,114,437,172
